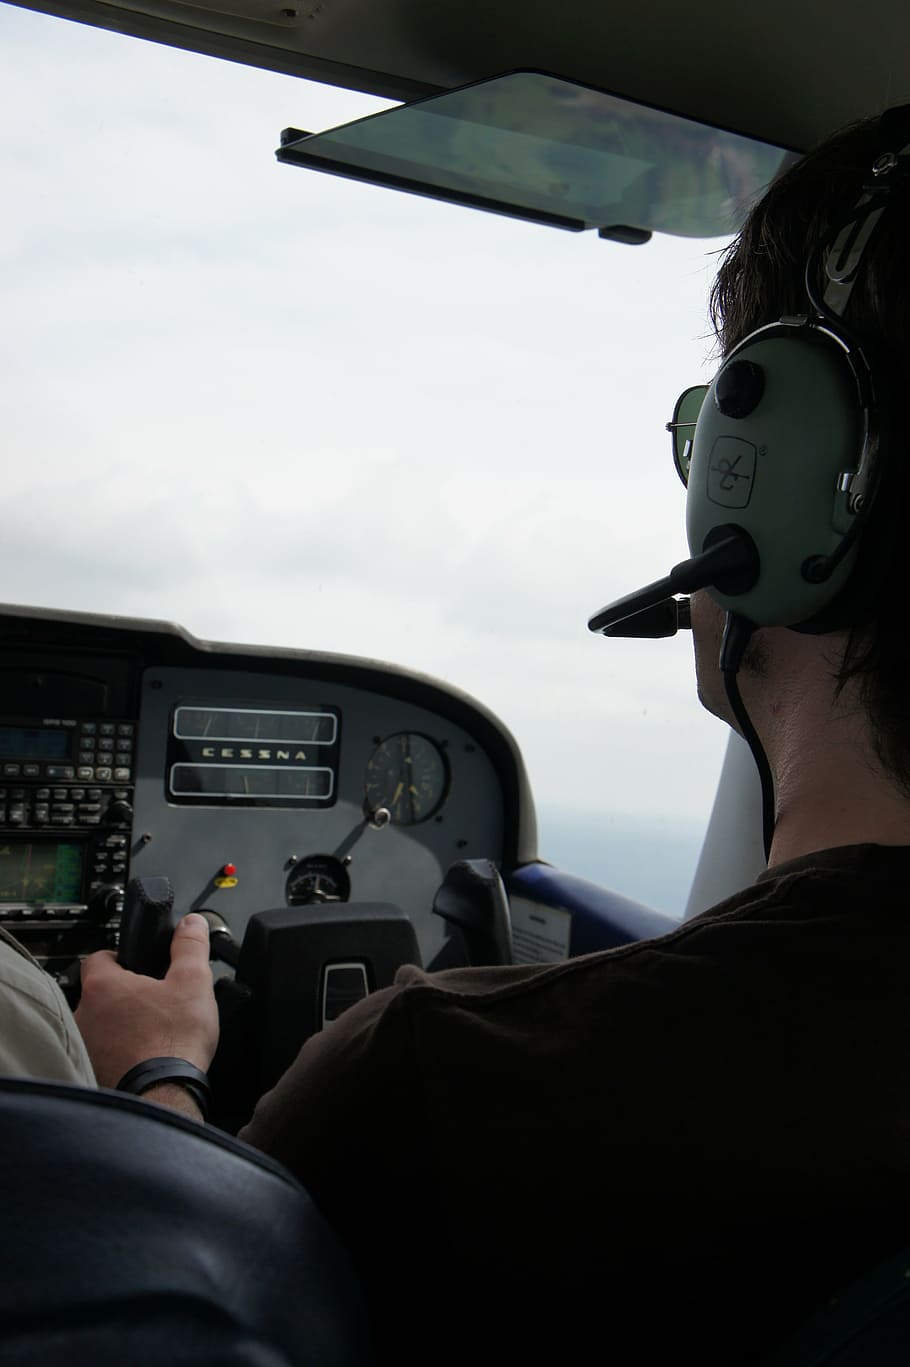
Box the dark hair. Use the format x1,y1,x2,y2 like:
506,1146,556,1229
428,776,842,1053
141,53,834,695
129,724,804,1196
709,114,910,795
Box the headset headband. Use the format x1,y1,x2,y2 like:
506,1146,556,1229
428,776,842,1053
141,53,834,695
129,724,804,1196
818,107,910,321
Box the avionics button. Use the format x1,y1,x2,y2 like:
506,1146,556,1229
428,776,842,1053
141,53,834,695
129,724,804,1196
81,723,97,733
33,808,49,823
117,724,134,736
46,766,74,779
52,788,67,800
10,790,25,800
54,816,74,826
79,752,95,764
77,767,94,780
115,753,131,767
35,789,50,800
22,765,39,778
3,765,20,777
113,768,131,782
97,753,114,767
87,789,102,800
0,809,7,823
8,809,26,825
100,723,116,736
95,768,112,781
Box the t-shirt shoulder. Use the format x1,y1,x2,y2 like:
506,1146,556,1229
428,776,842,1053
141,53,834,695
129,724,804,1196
384,843,910,1013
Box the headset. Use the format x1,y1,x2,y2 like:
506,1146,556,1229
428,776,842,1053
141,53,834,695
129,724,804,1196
589,106,910,642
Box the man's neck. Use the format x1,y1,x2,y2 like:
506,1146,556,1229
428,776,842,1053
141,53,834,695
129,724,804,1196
765,681,910,867
769,775,910,866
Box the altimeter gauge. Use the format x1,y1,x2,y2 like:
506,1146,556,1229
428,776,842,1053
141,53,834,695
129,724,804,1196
364,733,449,825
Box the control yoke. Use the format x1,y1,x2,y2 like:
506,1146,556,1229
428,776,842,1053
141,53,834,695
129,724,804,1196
432,858,513,966
117,876,179,978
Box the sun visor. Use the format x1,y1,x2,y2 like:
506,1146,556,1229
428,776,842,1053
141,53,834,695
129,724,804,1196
277,70,794,240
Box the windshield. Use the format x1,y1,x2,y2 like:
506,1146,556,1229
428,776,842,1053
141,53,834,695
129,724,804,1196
1,5,732,914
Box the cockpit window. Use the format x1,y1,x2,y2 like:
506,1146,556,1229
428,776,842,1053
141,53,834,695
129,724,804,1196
1,9,731,916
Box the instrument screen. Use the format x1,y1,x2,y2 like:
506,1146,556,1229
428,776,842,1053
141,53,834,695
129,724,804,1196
0,727,70,760
0,841,84,903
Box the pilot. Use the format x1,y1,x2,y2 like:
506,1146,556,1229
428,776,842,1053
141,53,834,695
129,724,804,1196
74,109,910,1366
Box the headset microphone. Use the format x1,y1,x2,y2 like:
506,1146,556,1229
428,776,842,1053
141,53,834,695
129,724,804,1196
596,596,690,639
587,527,758,635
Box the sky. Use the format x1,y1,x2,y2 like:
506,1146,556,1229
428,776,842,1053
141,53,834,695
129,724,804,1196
0,3,736,912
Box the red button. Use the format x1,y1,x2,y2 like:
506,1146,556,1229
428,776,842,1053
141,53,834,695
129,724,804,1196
222,863,237,877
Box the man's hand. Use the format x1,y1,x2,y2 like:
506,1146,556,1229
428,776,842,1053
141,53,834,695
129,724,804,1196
75,912,219,1090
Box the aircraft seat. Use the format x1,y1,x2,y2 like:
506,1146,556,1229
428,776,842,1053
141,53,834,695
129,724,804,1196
0,1076,374,1366
760,1241,910,1366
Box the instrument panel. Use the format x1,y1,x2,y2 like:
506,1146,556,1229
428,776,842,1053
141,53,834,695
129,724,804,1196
0,605,537,995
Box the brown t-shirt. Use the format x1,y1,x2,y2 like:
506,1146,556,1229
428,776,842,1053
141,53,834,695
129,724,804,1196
241,845,910,1365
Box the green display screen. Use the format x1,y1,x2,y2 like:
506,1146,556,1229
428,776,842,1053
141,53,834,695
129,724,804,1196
0,842,83,903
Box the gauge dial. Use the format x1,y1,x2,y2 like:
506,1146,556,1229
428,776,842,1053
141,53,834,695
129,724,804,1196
364,733,448,825
286,854,351,906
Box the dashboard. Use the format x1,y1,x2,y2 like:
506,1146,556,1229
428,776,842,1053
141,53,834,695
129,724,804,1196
0,603,537,1000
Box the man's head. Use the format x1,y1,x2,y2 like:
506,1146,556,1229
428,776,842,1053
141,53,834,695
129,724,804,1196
710,116,910,367
697,112,910,794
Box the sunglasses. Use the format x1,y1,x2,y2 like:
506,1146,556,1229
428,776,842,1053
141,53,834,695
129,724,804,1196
666,384,707,486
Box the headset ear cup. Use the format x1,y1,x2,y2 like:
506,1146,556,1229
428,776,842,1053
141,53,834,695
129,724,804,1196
686,321,875,629
796,350,900,634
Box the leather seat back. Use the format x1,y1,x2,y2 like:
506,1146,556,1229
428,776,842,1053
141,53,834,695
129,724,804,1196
0,1077,374,1366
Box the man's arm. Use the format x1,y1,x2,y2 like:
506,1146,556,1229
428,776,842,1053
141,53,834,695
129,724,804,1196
75,913,219,1121
0,928,96,1085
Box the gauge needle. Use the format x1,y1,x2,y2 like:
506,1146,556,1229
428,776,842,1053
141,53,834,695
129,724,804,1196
392,781,404,806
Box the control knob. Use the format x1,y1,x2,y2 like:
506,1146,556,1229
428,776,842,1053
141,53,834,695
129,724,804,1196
106,799,134,827
88,882,124,924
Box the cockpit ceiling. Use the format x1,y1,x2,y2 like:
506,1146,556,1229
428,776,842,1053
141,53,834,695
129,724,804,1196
8,0,910,151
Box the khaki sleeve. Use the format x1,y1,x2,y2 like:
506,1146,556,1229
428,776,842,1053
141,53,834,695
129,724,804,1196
0,932,96,1086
